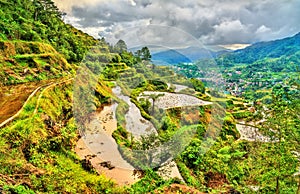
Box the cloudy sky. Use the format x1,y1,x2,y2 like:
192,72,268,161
53,0,300,50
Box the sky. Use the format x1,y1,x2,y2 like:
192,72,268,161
53,0,300,50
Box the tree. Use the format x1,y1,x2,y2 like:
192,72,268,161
135,47,151,61
190,78,205,94
142,93,165,115
33,0,61,21
247,83,300,193
114,39,127,53
141,47,151,61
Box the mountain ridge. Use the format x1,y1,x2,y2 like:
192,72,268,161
152,46,229,65
224,31,300,64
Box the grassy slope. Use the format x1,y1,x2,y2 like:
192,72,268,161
0,82,124,193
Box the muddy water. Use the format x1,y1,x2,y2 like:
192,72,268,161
75,105,137,185
112,86,184,181
76,85,203,184
112,86,157,137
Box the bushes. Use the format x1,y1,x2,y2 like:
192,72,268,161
129,169,174,193
190,78,205,94
220,113,240,140
232,110,252,119
177,160,202,188
3,185,35,194
148,79,168,91
112,125,130,146
115,101,129,128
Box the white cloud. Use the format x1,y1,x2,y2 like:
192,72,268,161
53,0,300,46
256,25,271,34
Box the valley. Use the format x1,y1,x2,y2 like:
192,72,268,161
0,1,299,193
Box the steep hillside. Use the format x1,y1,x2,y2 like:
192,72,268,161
0,0,100,86
0,1,127,193
0,80,125,193
0,0,97,63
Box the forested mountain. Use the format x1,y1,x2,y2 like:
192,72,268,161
222,32,300,65
174,32,300,102
151,32,300,68
152,49,192,64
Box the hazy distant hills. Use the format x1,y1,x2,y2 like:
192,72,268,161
152,49,192,65
151,46,229,65
151,32,300,66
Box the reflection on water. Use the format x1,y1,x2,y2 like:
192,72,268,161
112,86,157,137
83,104,135,170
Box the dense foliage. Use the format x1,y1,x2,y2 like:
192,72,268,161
0,0,97,63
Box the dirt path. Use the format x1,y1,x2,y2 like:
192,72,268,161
0,85,43,128
0,78,73,128
0,83,40,123
33,78,74,114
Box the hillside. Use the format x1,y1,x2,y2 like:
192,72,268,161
0,40,73,86
0,0,126,193
0,0,97,64
0,0,100,86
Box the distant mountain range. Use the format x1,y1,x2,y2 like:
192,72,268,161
151,46,229,65
150,32,300,66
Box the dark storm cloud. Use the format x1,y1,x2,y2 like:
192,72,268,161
54,0,300,46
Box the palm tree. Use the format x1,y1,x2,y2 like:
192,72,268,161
142,93,165,115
